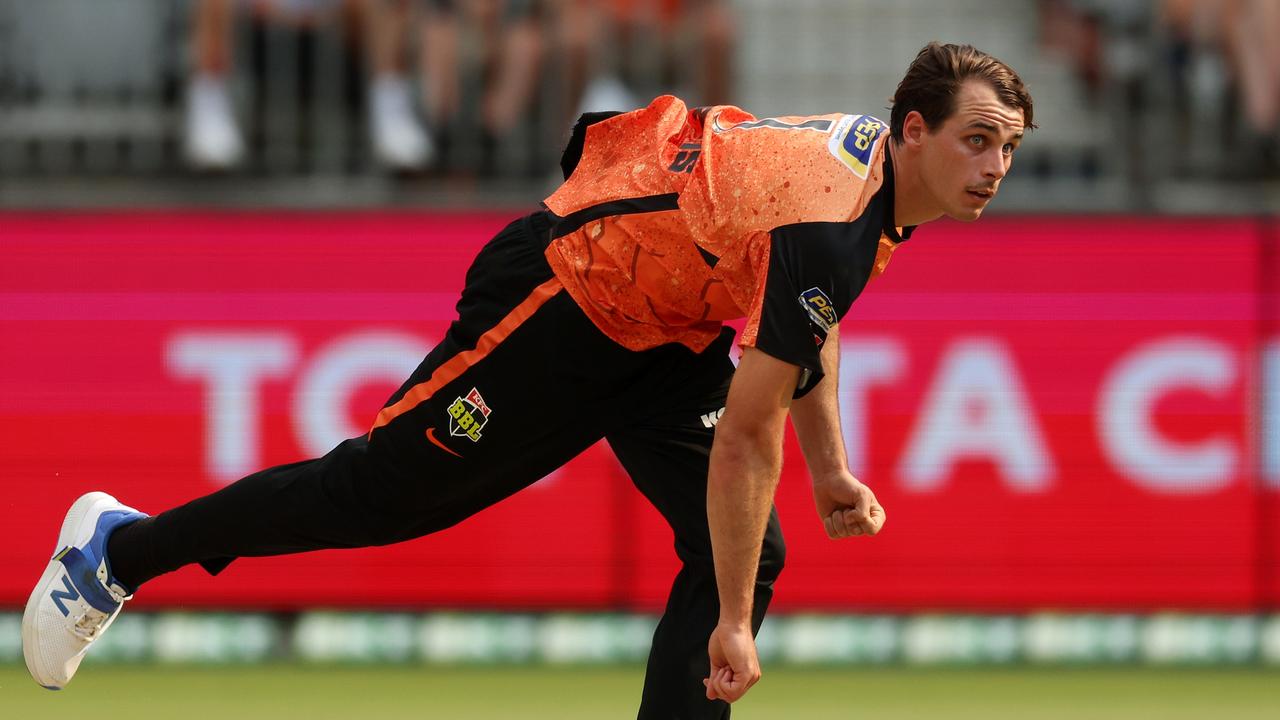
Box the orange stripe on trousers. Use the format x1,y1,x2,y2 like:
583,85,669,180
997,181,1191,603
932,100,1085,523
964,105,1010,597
368,276,563,436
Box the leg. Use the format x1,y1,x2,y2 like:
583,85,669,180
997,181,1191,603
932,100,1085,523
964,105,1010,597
481,2,545,137
108,212,608,589
194,0,234,75
360,0,433,167
687,0,736,106
187,0,245,168
607,333,786,720
418,0,461,129
25,209,699,691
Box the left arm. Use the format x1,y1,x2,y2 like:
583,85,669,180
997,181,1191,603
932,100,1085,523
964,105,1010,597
789,323,886,538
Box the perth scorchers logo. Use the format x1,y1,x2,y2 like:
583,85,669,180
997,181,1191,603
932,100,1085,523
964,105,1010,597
447,387,492,442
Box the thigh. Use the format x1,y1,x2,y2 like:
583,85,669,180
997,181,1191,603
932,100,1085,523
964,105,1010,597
610,418,786,568
607,332,732,557
609,417,721,563
363,215,626,531
607,332,785,567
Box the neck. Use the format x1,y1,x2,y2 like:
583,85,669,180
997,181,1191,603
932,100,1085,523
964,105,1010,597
889,140,944,227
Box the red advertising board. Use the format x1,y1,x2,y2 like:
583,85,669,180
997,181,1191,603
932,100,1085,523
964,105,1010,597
1,213,1275,611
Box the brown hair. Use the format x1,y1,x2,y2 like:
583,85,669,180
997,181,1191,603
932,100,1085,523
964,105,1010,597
889,42,1035,141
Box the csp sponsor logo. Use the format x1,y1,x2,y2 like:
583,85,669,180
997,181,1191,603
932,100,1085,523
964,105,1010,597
828,114,886,179
447,387,492,442
799,287,836,346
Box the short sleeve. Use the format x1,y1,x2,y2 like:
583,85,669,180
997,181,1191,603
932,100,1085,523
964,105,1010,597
741,221,879,397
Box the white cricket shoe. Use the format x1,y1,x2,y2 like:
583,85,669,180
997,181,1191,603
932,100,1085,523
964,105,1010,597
576,75,637,115
370,74,433,170
23,492,147,690
186,74,245,170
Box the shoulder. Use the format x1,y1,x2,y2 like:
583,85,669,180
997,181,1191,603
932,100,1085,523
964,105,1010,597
768,219,880,273
697,111,891,233
766,217,885,314
825,114,889,182
544,95,693,216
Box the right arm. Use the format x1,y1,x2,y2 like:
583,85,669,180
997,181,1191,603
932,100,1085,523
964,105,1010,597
703,347,798,703
703,217,872,700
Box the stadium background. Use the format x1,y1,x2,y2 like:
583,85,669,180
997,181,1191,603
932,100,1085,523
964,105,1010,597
2,0,1277,717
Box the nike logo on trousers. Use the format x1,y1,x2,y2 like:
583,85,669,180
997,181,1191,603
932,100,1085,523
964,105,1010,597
425,427,463,458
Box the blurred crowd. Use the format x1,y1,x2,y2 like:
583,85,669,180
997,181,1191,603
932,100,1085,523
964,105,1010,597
1040,0,1279,178
1,0,1274,189
183,0,734,174
181,0,1279,181
1161,0,1279,137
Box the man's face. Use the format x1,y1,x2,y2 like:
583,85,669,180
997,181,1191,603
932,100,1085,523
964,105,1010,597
916,80,1025,222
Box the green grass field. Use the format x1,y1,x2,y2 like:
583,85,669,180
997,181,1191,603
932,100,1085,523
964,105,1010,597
1,664,1276,719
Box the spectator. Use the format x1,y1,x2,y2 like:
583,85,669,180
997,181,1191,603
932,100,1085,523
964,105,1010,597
1221,0,1279,135
186,0,432,170
416,1,546,170
187,0,243,167
366,0,436,168
555,0,736,120
1037,0,1103,100
1162,0,1280,133
1160,0,1278,176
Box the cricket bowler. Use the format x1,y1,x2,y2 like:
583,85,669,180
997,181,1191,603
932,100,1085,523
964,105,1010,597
25,41,1033,717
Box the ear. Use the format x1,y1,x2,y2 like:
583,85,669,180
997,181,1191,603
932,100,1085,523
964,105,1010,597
901,110,927,147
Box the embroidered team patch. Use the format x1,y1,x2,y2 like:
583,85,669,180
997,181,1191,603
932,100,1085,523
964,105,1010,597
828,114,886,179
799,287,837,346
447,387,492,442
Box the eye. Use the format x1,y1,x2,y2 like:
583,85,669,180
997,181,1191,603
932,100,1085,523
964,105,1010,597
968,135,985,148
1002,143,1015,156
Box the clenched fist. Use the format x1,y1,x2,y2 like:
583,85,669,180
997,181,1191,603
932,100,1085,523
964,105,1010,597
704,622,761,704
812,472,886,539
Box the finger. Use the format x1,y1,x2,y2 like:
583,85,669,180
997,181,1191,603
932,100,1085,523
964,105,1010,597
844,507,875,535
709,667,732,700
864,515,881,535
725,668,742,694
706,659,729,699
716,673,740,703
822,514,836,539
860,505,884,535
849,500,873,527
722,669,758,703
842,509,865,536
712,668,733,701
829,509,849,537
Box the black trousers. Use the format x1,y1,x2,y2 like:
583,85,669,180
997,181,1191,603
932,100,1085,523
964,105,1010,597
108,212,786,719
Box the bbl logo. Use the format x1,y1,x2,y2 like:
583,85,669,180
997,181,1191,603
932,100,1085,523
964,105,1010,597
447,387,492,442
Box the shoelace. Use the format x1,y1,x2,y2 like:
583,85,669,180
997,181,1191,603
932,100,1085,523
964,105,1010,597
70,607,111,641
67,577,126,641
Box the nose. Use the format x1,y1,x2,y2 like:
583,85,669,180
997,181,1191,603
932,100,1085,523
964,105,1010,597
984,148,1007,182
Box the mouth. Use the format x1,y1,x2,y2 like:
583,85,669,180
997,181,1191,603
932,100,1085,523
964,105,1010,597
966,188,995,202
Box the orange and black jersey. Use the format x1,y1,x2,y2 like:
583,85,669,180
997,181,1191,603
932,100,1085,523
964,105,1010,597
543,95,915,395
